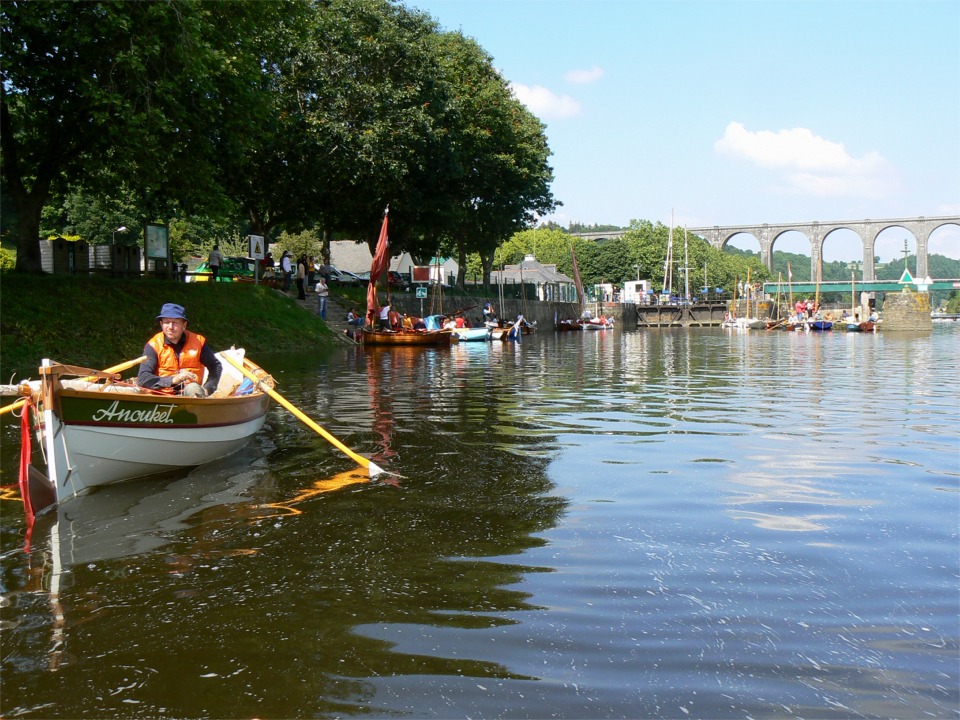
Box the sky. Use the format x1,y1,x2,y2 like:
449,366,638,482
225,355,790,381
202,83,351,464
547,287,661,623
407,0,960,262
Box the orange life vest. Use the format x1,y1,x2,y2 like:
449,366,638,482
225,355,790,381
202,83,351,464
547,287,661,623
148,331,207,395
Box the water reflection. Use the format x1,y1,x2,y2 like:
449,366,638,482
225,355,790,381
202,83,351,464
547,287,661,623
1,327,957,718
1,344,568,717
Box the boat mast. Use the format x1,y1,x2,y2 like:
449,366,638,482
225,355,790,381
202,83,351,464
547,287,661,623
787,262,794,311
683,226,690,302
662,210,674,297
851,271,856,318
745,266,751,319
776,272,783,319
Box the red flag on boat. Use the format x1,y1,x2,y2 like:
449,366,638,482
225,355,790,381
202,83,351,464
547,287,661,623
366,208,390,324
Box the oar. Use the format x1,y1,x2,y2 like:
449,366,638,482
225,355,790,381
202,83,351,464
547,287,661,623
221,353,385,478
78,355,148,382
0,355,148,417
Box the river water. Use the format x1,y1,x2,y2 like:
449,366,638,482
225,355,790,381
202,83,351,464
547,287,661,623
1,324,958,719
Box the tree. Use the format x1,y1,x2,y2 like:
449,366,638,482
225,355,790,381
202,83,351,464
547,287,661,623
1,1,249,272
428,32,555,287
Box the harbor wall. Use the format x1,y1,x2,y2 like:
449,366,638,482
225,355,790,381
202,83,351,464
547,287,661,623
384,296,621,329
880,290,932,332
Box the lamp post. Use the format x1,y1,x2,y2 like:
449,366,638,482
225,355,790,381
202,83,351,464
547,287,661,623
112,225,127,245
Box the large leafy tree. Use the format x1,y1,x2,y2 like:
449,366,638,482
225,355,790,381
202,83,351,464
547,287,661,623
0,1,251,272
213,0,454,256
430,32,556,287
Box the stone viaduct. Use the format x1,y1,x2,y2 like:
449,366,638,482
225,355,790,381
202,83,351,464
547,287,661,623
573,215,960,281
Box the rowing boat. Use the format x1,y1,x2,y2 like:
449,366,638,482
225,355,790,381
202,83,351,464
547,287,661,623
580,318,614,330
15,348,272,513
451,326,492,342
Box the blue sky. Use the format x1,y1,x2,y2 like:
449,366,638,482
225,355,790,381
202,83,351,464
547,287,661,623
408,0,960,262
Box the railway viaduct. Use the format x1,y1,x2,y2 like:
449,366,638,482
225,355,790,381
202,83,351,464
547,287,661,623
573,215,960,281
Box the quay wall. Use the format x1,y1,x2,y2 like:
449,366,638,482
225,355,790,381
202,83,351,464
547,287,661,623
383,296,624,329
372,292,936,331
881,290,932,332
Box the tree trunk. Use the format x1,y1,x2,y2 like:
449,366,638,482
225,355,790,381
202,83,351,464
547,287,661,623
455,237,468,289
14,193,46,274
481,252,494,289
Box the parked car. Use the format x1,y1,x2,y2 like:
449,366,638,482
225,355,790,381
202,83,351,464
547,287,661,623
326,266,364,286
356,270,407,291
189,256,256,283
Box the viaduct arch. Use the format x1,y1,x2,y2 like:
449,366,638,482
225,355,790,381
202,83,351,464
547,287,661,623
573,216,960,281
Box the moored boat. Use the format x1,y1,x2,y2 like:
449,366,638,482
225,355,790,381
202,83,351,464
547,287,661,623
361,328,453,346
555,318,583,332
580,318,614,330
15,348,272,512
451,326,492,342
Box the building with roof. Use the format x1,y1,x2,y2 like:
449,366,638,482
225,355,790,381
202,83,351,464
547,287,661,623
490,255,579,303
329,240,418,278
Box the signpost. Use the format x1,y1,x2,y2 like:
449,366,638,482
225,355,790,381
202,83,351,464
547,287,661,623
416,285,427,316
249,235,264,284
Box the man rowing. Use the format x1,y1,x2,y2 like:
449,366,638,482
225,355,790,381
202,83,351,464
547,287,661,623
138,303,222,397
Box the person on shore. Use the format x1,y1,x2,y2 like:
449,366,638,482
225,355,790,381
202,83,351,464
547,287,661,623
280,251,293,291
138,303,221,398
315,276,329,319
207,244,223,283
296,255,307,299
347,309,364,327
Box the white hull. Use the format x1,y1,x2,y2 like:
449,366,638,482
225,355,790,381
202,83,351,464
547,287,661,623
54,416,268,500
27,349,274,509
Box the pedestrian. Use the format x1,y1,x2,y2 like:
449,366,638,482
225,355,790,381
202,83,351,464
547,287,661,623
315,276,329,319
307,256,317,287
207,244,223,283
296,254,307,300
281,251,292,291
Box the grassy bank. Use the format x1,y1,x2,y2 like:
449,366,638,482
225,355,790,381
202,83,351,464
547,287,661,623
0,274,339,381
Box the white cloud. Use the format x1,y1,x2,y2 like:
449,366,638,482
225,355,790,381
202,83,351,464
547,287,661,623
715,121,896,198
510,82,581,120
565,65,603,84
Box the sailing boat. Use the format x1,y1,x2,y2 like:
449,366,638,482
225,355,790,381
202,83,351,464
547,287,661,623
361,209,452,346
766,272,787,329
556,244,584,331
845,271,875,332
809,256,833,331
735,267,765,329
662,212,674,301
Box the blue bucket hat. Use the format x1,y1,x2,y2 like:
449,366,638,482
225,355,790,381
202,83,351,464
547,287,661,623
156,303,188,321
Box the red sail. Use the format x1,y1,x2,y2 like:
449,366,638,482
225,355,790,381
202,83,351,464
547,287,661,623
366,209,390,324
